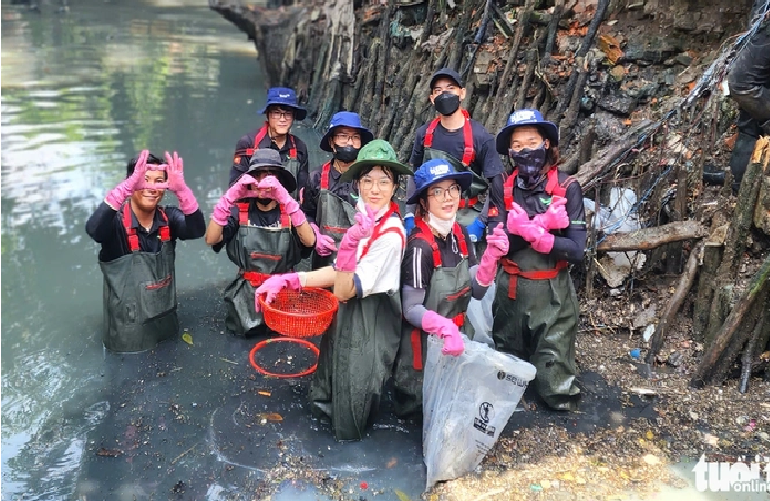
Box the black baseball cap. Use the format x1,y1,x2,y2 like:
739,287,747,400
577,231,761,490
429,68,464,89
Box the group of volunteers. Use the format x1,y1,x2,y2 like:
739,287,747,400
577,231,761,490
86,67,587,441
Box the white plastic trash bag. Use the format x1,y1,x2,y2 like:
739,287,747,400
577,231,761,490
465,282,496,347
422,334,536,490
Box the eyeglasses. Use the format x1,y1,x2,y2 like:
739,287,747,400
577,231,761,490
427,184,462,201
334,133,362,145
359,176,393,191
268,109,294,120
509,140,545,153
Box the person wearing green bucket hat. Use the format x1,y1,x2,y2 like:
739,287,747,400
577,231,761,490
255,139,414,440
391,158,510,418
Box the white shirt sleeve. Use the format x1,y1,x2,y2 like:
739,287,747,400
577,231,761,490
355,220,405,298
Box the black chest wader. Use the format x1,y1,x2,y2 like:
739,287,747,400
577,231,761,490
100,203,178,352
392,219,474,418
223,202,299,337
311,161,357,270
309,203,405,441
491,170,581,411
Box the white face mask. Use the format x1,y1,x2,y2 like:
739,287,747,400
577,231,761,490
356,199,389,220
426,211,455,237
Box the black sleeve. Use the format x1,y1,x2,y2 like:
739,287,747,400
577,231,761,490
293,226,314,259
230,134,252,185
409,127,426,169
212,209,239,253
486,173,507,233
477,135,506,179
296,141,310,197
461,226,478,267
165,206,206,241
401,237,435,290
550,181,587,263
85,202,119,243
302,169,321,225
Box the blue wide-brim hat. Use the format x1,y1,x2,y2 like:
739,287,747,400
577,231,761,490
406,157,474,205
320,111,374,152
258,87,307,121
496,109,559,154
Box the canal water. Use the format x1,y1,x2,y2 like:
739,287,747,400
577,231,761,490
0,1,425,499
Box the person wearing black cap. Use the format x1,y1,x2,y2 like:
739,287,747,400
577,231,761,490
229,87,309,199
205,148,315,337
491,109,586,411
301,111,374,269
406,68,506,245
392,158,510,418
86,150,206,352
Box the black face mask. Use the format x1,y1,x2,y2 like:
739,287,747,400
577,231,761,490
255,197,273,206
510,143,548,188
434,92,460,116
333,145,360,163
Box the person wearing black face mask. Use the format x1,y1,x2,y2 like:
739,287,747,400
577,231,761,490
406,68,506,248
301,111,374,269
489,109,587,412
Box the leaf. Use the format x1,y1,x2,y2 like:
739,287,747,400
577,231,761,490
182,332,193,345
257,412,283,422
394,490,412,501
258,390,272,397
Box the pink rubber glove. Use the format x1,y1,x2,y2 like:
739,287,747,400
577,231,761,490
335,205,376,273
254,273,301,312
533,196,569,230
421,310,464,357
165,151,199,214
506,201,531,236
105,149,149,209
518,222,555,254
212,174,257,226
257,175,306,227
311,223,338,257
475,223,509,287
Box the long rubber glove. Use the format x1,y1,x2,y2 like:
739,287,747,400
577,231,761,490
475,223,509,286
506,201,531,236
165,151,199,214
212,174,257,226
518,222,555,254
256,175,307,227
310,223,337,256
335,204,376,273
533,196,569,230
421,310,464,356
254,273,301,312
105,149,149,210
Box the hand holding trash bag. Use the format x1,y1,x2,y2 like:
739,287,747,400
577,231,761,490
310,223,338,256
533,196,569,230
255,273,301,312
505,201,531,236
336,204,376,272
212,174,257,225
105,149,149,209
164,151,199,214
422,310,464,356
476,223,509,286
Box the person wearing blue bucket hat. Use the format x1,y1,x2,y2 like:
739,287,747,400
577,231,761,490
391,158,510,418
405,68,506,247
489,108,587,412
229,87,309,199
301,111,374,269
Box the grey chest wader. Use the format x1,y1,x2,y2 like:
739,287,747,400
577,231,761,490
491,170,581,411
312,161,357,270
422,110,489,228
100,203,178,353
392,219,474,418
237,123,301,199
309,203,405,441
224,202,299,337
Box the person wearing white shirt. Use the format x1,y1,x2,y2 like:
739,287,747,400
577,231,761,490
256,140,414,441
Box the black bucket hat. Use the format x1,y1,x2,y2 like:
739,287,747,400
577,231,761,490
246,148,297,194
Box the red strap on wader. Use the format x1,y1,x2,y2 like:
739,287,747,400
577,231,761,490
424,109,475,166
359,202,405,259
411,312,464,371
238,123,298,160
500,258,568,299
411,218,468,267
236,202,290,227
122,204,170,252
241,270,271,288
319,161,332,190
504,168,575,210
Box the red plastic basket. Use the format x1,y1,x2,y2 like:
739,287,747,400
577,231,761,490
258,287,338,337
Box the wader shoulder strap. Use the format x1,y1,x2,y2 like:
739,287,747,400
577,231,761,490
424,109,475,166
234,123,270,158
122,204,170,252
359,202,404,260
235,202,290,228
505,168,574,210
411,219,468,268
320,161,332,190
500,258,568,299
288,135,298,160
